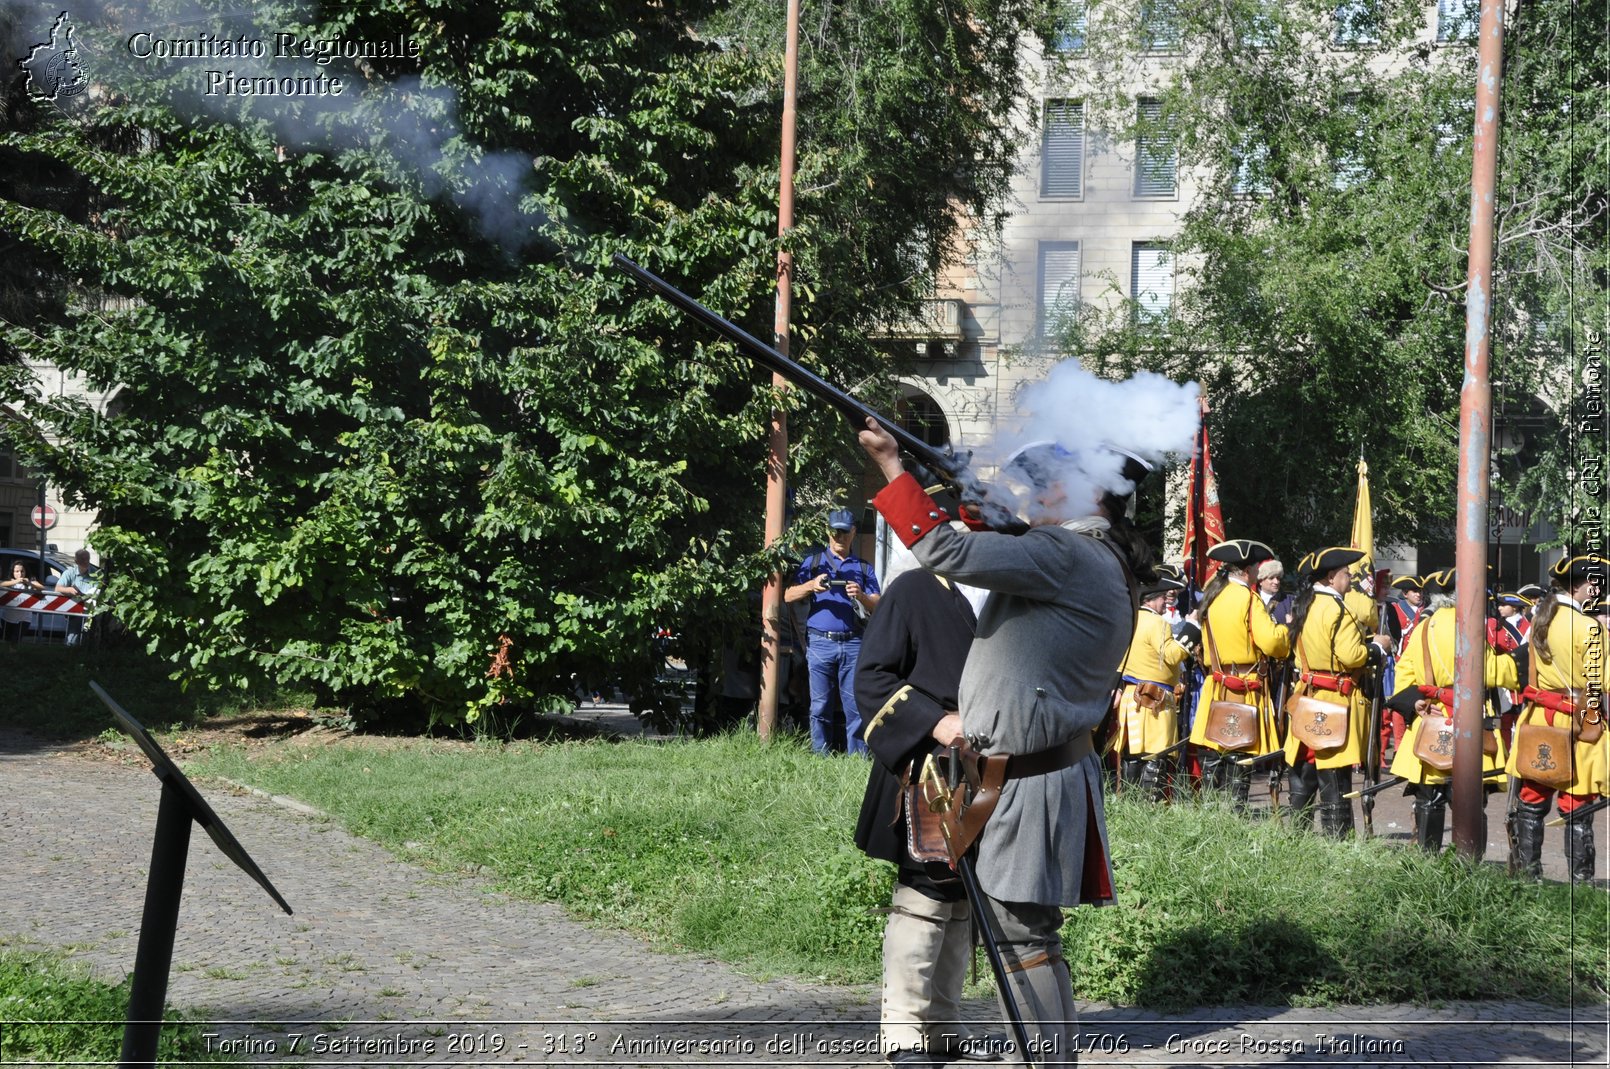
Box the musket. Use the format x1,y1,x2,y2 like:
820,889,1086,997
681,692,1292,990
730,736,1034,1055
1504,773,1523,870
1235,749,1285,769
1347,770,1505,800
1141,737,1190,762
1360,572,1392,840
1547,796,1610,827
928,746,1037,1063
613,254,1029,534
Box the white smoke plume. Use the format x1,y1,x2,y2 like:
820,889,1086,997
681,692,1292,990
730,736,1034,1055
8,0,544,252
962,361,1201,524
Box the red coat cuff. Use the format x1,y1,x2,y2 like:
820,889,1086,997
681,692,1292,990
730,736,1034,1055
873,473,951,548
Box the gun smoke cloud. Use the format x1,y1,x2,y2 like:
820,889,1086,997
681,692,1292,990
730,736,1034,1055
963,361,1201,524
8,0,545,252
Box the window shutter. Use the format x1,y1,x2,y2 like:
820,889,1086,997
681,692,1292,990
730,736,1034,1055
1054,1,1088,50
1135,99,1176,196
1041,101,1084,198
1131,244,1173,322
1040,243,1081,335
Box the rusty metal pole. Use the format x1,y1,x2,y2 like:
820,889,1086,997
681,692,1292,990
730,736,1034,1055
1452,0,1506,858
757,0,801,741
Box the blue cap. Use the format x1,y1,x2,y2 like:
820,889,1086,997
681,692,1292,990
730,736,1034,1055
828,509,857,531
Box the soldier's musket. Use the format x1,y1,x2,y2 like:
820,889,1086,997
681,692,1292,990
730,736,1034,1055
923,747,1037,1064
1235,749,1285,769
1140,737,1190,762
1361,586,1392,840
1547,796,1610,828
1348,770,1505,800
613,254,1029,534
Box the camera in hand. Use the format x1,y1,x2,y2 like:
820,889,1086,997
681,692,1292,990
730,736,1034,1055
824,579,850,591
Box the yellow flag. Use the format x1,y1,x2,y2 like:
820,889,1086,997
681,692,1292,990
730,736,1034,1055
1350,456,1373,571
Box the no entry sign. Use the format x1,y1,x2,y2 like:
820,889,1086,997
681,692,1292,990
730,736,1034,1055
31,505,56,530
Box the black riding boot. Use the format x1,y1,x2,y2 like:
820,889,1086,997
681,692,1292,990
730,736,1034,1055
1228,761,1253,812
1413,785,1449,853
1510,797,1547,878
1199,750,1227,792
1138,757,1170,801
1566,812,1597,884
1120,757,1146,788
1318,768,1355,839
1285,761,1319,830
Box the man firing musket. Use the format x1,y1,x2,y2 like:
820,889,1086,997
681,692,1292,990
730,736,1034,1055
616,252,1203,1064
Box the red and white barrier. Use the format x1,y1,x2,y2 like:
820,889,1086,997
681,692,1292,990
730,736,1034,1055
0,589,89,616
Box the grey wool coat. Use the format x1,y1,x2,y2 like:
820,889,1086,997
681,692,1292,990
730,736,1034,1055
883,486,1131,908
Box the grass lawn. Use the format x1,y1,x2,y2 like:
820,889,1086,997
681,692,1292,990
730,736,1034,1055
189,731,1610,1009
0,943,223,1065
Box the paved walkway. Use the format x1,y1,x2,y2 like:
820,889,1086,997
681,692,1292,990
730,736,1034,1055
2,731,1605,1068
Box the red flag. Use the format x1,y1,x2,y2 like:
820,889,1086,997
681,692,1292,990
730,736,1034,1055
1182,414,1225,586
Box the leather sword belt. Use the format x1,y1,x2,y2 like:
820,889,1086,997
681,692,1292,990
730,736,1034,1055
1002,733,1094,780
1302,670,1361,696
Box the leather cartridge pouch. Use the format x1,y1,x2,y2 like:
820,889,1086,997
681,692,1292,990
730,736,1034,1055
1133,681,1170,710
1285,644,1348,753
1202,616,1259,751
1411,713,1457,771
1513,722,1573,789
1287,693,1349,752
902,760,953,865
1572,690,1603,744
1204,701,1259,751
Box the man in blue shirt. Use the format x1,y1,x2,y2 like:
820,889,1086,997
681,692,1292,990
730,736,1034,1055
786,509,881,754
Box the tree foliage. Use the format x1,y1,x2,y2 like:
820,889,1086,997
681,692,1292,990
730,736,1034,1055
0,0,1052,724
1059,0,1606,557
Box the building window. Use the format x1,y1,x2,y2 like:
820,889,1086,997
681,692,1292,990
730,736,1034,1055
1041,100,1085,198
1241,3,1277,48
1039,242,1081,338
1333,0,1380,45
1437,0,1478,40
1331,93,1368,188
1139,0,1180,50
1231,139,1270,195
897,392,951,449
1135,98,1177,197
0,453,13,479
1131,243,1174,323
1053,0,1087,51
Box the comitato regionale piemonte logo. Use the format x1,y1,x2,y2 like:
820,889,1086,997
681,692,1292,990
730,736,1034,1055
20,11,89,103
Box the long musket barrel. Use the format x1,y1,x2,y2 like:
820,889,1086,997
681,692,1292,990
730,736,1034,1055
613,254,1028,533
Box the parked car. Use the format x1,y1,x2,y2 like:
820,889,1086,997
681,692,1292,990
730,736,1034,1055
0,548,97,639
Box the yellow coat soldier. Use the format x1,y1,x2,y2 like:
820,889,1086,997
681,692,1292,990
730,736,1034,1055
1111,572,1196,799
1506,554,1609,882
1189,539,1291,807
1281,547,1392,836
1385,569,1518,853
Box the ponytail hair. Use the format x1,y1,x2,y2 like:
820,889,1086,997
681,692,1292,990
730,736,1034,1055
1104,510,1157,586
1200,567,1237,614
1531,584,1563,665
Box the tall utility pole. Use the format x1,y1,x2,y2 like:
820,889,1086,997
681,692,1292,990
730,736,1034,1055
1452,0,1506,858
756,0,801,740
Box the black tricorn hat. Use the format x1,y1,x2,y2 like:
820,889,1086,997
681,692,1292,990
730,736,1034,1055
1517,583,1546,600
1551,554,1610,587
1153,562,1183,582
1207,539,1276,566
1391,574,1424,592
1495,591,1534,609
1308,546,1366,575
1422,568,1456,594
1141,575,1186,598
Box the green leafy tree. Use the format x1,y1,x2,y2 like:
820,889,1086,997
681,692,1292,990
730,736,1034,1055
0,0,1052,725
1058,0,1605,558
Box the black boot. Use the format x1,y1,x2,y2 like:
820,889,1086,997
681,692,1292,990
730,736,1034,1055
1566,812,1597,884
1121,756,1146,787
1413,786,1449,853
1199,750,1226,792
1229,761,1252,812
1318,768,1355,839
1138,757,1168,801
1286,761,1319,830
1510,797,1547,878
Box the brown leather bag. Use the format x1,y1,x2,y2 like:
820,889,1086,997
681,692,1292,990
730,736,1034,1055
903,769,952,865
1288,694,1349,752
1412,713,1457,771
1133,681,1170,710
1201,614,1259,750
1512,722,1574,789
1286,637,1349,752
